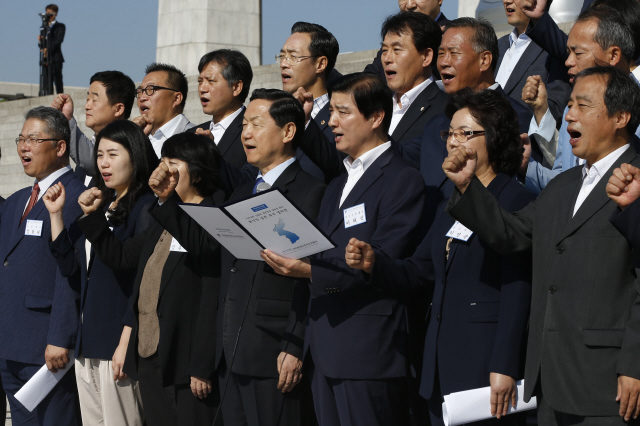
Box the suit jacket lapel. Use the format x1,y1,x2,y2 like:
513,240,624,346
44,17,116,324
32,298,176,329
504,43,544,94
6,189,32,255
313,104,330,132
159,251,182,299
217,110,244,158
391,83,438,142
558,148,638,243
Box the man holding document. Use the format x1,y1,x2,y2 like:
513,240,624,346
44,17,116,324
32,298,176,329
261,73,427,425
151,88,325,425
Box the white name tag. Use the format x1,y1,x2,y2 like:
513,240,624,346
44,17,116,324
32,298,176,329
170,237,187,253
446,221,473,241
25,220,43,237
343,203,366,228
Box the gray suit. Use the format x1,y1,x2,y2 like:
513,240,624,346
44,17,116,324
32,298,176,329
446,146,640,419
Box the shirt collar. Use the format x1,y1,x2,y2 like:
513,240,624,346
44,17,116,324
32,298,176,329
258,157,296,186
35,165,72,194
488,82,501,91
509,29,530,46
582,144,630,179
210,106,244,131
151,114,185,141
343,142,392,173
394,77,433,111
435,12,442,21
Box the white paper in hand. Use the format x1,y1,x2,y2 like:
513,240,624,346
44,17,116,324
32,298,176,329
442,380,536,426
15,350,76,412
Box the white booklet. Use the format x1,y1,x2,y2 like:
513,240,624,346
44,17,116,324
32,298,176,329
15,350,76,412
442,380,536,426
179,188,334,261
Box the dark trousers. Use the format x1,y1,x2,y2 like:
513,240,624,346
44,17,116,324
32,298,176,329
537,389,640,425
45,62,63,94
137,353,216,426
310,360,411,426
218,360,316,426
0,358,79,426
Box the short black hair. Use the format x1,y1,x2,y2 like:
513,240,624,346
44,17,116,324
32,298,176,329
290,22,340,76
574,66,640,136
161,133,222,197
94,120,158,226
198,49,253,103
144,63,189,110
445,88,523,177
329,73,393,135
89,71,136,119
445,18,500,72
586,1,640,61
249,89,305,150
25,106,70,152
45,4,58,12
381,12,442,60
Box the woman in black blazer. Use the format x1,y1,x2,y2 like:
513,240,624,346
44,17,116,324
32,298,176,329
76,133,223,426
44,120,158,426
346,89,534,426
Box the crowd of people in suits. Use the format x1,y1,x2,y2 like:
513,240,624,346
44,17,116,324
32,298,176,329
3,0,640,425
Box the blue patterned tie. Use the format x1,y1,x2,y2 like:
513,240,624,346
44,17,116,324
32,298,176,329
252,177,271,194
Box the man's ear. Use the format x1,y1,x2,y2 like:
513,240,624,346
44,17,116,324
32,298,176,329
421,48,434,69
606,46,623,67
113,103,125,119
614,110,632,131
479,51,493,73
370,110,385,130
282,122,297,144
172,92,184,109
232,80,244,98
315,56,329,75
56,140,67,158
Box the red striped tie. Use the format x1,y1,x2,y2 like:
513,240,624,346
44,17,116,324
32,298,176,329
20,183,40,225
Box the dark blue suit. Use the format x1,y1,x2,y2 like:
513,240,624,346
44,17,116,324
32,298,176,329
370,174,533,425
49,192,156,359
0,168,84,425
305,147,427,425
295,102,333,183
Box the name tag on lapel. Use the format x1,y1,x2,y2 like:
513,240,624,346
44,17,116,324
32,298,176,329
343,203,366,228
446,221,473,241
25,220,43,237
170,237,187,253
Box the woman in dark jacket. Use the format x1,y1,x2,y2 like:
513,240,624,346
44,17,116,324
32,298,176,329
44,120,158,426
75,132,223,426
346,89,534,426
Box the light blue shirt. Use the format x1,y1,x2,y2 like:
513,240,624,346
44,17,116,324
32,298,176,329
257,157,296,186
524,72,640,195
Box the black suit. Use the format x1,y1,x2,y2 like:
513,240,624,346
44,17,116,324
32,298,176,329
446,146,640,422
156,161,325,426
191,110,247,170
45,21,65,93
78,194,222,426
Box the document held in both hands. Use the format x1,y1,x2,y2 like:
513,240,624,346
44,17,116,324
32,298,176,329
15,350,76,412
179,188,334,261
442,380,536,426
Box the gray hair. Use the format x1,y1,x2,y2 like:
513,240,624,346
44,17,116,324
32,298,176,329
24,106,70,146
444,17,500,72
577,6,636,64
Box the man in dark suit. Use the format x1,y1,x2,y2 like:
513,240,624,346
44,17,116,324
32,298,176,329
189,49,252,169
0,106,85,425
443,66,640,424
280,22,341,182
49,71,136,180
364,0,448,80
262,73,427,425
39,4,65,94
495,0,570,124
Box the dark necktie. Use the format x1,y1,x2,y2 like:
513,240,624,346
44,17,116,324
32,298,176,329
20,183,40,225
253,177,271,194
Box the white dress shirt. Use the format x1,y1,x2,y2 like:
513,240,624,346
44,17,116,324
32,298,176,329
389,78,433,136
339,142,392,207
633,66,640,82
573,144,629,216
209,106,244,146
495,30,532,89
258,157,296,186
24,165,72,212
149,113,189,158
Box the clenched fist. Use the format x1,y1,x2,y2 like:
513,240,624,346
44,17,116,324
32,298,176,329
522,76,548,125
345,238,376,274
132,115,154,136
78,188,104,215
149,161,179,203
442,147,478,194
607,163,640,210
51,94,74,121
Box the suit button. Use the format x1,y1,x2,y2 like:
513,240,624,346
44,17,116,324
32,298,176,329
231,268,237,273
437,313,441,321
3,261,7,267
557,246,564,254
549,286,556,294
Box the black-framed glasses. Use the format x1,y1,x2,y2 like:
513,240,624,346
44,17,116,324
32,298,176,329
135,85,179,98
440,130,486,143
15,136,58,146
275,54,318,65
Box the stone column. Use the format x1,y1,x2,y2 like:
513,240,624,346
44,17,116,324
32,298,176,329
156,0,262,77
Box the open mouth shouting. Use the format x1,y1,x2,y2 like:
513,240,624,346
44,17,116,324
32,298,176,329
139,105,150,114
281,72,292,85
567,127,582,146
200,96,210,107
102,172,112,182
21,155,32,167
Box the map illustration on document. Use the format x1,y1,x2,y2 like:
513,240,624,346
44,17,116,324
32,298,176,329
273,219,300,244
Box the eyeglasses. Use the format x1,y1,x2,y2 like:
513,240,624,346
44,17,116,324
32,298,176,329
15,136,58,146
135,85,179,98
440,130,486,143
275,54,318,65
